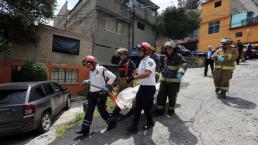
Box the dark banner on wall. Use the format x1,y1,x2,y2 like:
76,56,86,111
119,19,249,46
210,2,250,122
52,35,80,55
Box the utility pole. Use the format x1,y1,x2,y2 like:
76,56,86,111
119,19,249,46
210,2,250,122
128,0,133,50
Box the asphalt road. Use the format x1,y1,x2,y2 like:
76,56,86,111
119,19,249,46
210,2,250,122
52,59,258,145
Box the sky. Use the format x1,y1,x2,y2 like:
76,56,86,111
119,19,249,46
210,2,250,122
54,0,178,15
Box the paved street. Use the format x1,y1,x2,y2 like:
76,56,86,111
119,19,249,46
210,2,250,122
0,100,84,145
51,60,258,145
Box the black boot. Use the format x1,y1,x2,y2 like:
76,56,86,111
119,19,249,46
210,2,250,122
111,107,121,117
220,90,227,98
107,120,116,131
167,110,175,116
76,130,90,137
215,88,220,94
142,122,154,130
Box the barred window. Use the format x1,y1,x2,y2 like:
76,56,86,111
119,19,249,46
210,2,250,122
51,68,78,84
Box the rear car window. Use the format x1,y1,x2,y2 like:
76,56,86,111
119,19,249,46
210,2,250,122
0,89,27,105
43,84,55,95
29,87,46,102
52,83,63,92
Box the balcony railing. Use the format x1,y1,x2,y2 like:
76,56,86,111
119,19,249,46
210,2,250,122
240,16,258,27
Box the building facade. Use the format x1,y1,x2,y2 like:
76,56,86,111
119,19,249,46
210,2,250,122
54,0,159,64
199,0,258,51
0,25,92,95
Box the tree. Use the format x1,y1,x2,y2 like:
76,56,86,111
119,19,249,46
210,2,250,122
178,0,200,9
157,7,200,40
20,63,48,82
0,0,56,51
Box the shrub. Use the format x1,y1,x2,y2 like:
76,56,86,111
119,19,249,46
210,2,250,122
20,63,48,81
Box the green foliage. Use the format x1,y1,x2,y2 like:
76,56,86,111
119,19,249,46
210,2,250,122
0,0,56,50
56,112,85,139
20,63,48,82
157,7,200,39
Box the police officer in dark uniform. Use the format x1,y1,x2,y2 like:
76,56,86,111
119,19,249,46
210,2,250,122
76,56,117,136
112,47,136,118
156,40,188,116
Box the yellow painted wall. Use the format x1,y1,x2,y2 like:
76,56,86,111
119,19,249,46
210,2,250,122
199,0,258,52
201,0,230,23
229,25,258,44
199,16,231,51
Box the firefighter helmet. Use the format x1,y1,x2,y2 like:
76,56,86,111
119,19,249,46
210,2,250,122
164,40,177,48
116,47,128,54
220,37,232,44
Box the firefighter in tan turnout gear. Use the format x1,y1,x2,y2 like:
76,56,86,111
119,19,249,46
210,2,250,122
155,40,188,116
212,37,239,98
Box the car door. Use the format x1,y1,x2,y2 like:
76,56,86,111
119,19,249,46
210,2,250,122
42,84,59,114
51,83,66,108
28,85,48,120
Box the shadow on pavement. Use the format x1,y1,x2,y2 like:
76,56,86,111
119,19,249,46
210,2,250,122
156,115,198,145
218,96,256,110
73,115,156,145
0,130,41,145
72,114,198,145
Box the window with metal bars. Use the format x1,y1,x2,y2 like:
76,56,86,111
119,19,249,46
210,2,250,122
51,68,78,84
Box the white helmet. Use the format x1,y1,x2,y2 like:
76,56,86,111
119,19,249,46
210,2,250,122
164,40,177,48
220,37,232,44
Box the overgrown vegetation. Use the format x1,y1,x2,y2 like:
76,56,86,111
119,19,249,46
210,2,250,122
20,63,48,81
0,0,56,51
56,112,85,138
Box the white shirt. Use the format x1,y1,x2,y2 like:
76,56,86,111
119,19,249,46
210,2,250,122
137,56,156,86
89,65,116,92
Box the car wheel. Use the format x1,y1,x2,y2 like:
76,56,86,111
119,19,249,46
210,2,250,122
39,111,51,133
64,97,71,110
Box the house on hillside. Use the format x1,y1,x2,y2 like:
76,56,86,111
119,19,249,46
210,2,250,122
54,0,159,65
199,0,258,51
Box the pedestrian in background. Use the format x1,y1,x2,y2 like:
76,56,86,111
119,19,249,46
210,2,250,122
236,40,245,65
203,45,215,77
247,42,253,59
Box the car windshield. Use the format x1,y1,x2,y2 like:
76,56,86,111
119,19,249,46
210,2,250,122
0,89,27,105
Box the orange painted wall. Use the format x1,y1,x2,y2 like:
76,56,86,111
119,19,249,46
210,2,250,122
199,0,258,52
229,25,258,44
201,0,230,24
47,64,89,95
199,16,231,51
0,60,89,96
0,60,25,83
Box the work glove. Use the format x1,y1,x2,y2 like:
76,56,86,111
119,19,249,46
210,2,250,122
176,73,183,80
126,75,135,83
217,55,224,62
103,84,110,92
82,80,89,85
